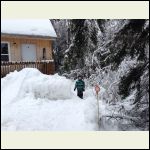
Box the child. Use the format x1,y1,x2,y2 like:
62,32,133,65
74,75,85,99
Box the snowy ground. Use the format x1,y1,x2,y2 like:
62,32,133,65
1,68,102,131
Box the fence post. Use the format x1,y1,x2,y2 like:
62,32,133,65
46,62,55,75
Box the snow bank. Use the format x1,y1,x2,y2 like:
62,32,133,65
1,68,98,131
1,68,72,102
1,19,57,38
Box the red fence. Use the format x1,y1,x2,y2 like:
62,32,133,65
1,61,55,77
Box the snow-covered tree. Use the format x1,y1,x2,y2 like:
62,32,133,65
51,19,149,130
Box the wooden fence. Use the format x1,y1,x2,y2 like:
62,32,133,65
1,61,55,78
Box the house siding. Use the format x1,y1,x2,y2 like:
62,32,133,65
1,35,53,61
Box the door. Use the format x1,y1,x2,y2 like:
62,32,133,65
21,44,36,61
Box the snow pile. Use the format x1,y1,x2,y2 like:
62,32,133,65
1,19,57,38
2,68,72,101
1,68,98,131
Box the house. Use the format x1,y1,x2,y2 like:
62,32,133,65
1,19,57,76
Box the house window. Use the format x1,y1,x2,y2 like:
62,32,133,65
43,48,46,60
1,43,9,61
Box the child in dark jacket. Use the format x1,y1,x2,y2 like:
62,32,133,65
74,75,85,99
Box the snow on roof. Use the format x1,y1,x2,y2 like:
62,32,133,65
1,19,57,38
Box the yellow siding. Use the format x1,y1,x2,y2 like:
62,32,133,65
1,36,53,61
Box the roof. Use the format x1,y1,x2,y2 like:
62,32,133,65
1,19,57,38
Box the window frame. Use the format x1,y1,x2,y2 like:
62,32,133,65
1,41,11,61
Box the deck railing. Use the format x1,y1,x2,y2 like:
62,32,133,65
1,61,55,77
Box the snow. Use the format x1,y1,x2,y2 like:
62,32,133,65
1,19,57,38
1,67,140,131
1,68,98,131
86,55,143,131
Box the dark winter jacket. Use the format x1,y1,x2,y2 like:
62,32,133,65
74,79,85,92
